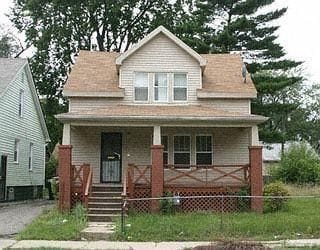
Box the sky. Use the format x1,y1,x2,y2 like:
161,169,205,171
0,0,320,84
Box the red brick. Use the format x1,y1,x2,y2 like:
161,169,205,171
151,145,164,212
249,146,263,213
58,145,72,212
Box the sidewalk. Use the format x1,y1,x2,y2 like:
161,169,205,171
1,239,320,250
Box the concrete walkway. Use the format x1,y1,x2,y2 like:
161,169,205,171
1,239,320,250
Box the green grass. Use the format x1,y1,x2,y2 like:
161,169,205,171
17,204,87,240
113,198,320,242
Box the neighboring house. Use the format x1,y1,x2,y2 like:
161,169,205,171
0,58,50,201
262,143,283,177
56,26,267,219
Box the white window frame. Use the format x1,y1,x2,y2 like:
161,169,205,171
153,73,169,102
14,139,19,163
18,89,24,117
29,142,34,171
173,135,191,167
134,72,149,102
195,134,213,166
173,73,188,102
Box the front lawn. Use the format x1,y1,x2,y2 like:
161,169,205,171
17,205,87,240
113,197,320,241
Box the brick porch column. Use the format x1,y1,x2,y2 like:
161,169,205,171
58,145,72,212
151,145,164,212
151,125,164,212
249,145,263,213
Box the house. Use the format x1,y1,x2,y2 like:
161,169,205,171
0,58,50,201
56,26,267,220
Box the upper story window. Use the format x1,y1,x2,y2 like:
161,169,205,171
14,139,19,163
134,72,149,101
154,73,168,102
18,90,24,117
173,73,187,101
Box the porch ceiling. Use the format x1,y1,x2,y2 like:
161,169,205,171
56,105,268,126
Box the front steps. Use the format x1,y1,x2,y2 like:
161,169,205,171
87,184,123,222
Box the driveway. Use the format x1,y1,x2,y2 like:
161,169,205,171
0,200,54,238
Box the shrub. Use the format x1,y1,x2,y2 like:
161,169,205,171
273,142,320,185
160,192,175,214
263,182,289,212
236,186,250,212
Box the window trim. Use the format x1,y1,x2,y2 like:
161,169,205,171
29,142,34,171
18,89,24,117
173,73,188,102
133,72,149,103
14,139,20,163
195,134,213,166
173,135,191,167
153,73,169,102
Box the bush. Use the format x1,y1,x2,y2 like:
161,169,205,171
273,142,320,185
160,192,175,214
236,186,250,212
263,182,289,212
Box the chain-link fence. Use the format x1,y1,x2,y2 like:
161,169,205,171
120,195,320,235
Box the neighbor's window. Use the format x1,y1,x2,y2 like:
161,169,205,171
134,72,149,101
18,90,24,117
28,143,34,171
196,135,213,165
174,136,190,166
173,73,187,101
154,73,168,102
161,136,168,165
14,139,19,163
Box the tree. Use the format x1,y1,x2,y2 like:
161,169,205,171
0,24,25,57
192,0,303,146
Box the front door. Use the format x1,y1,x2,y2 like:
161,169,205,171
101,133,122,183
0,156,7,201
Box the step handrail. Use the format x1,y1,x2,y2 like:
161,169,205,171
84,167,93,208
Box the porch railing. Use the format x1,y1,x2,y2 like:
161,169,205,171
125,164,250,193
164,164,250,187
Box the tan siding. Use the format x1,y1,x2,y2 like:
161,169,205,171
70,126,249,184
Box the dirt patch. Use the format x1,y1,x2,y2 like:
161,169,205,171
192,241,270,250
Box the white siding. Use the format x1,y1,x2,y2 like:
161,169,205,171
0,68,46,187
70,126,249,184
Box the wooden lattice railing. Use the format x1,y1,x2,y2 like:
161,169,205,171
164,164,250,187
70,163,92,208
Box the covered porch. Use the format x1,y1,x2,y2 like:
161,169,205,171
58,121,263,213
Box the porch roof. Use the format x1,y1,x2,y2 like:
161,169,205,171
56,105,267,125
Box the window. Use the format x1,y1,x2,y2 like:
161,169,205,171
173,73,187,101
154,73,168,101
161,136,168,165
134,72,148,101
14,139,19,163
28,143,34,171
196,135,212,165
174,136,190,165
18,90,24,117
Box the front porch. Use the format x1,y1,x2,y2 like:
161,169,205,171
58,124,263,214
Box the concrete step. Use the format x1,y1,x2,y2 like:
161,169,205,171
91,191,123,197
88,202,122,209
87,214,121,222
92,185,123,192
88,207,122,214
88,196,122,203
81,222,116,240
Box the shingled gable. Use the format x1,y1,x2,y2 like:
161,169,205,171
115,25,207,69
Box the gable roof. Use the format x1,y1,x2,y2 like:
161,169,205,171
0,58,27,96
64,50,256,98
115,26,207,68
0,58,50,142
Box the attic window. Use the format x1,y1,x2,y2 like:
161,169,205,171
173,73,187,101
134,72,148,101
18,90,24,117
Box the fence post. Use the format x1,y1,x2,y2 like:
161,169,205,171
249,146,263,213
58,145,72,212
